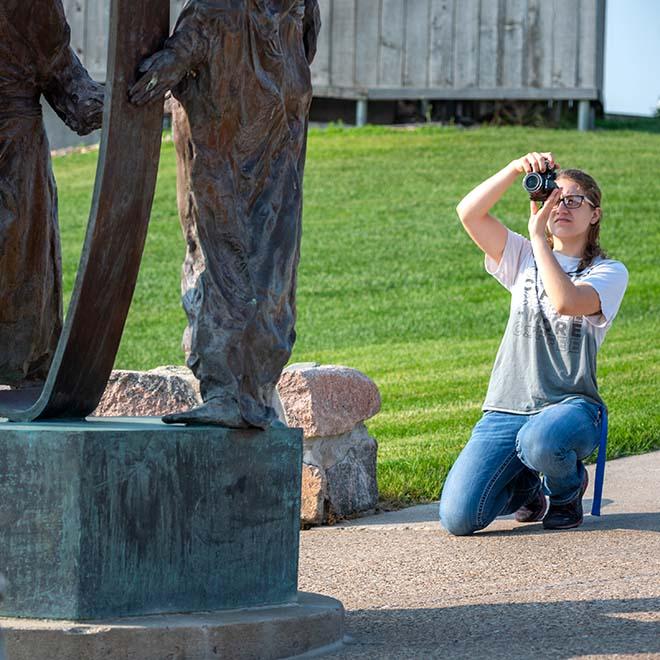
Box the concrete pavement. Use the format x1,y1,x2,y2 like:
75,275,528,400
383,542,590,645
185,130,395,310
298,451,660,659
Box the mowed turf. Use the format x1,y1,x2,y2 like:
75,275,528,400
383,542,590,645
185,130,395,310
53,124,659,504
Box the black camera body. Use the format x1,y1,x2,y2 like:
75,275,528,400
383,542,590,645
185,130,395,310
522,163,558,201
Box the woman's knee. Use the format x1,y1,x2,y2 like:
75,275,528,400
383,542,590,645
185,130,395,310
439,491,478,536
516,425,571,474
516,401,601,470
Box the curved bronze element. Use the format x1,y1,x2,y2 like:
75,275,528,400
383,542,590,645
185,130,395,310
0,0,169,421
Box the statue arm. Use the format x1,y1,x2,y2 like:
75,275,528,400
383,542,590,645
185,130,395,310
43,46,105,136
16,0,105,135
129,2,213,106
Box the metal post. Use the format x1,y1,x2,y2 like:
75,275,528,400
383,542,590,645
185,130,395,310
577,100,591,131
420,99,431,122
356,99,367,127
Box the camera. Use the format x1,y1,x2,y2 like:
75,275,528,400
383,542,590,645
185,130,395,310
522,161,558,201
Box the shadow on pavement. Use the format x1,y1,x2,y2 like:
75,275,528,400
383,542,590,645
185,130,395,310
475,511,660,536
340,500,659,535
329,597,660,659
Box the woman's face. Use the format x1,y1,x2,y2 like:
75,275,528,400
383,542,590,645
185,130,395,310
548,177,601,241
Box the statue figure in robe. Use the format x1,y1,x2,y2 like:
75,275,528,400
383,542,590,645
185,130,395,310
131,0,320,429
0,0,103,386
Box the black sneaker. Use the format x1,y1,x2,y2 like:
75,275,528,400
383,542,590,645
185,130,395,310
543,468,589,530
515,489,548,523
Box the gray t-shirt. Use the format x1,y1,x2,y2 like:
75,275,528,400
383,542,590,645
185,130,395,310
483,229,628,414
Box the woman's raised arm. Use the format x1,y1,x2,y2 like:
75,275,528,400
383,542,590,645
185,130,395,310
456,152,556,264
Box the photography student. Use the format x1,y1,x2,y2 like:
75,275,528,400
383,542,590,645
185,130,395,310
440,152,628,534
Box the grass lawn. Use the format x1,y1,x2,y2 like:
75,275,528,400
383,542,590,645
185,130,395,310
53,124,660,505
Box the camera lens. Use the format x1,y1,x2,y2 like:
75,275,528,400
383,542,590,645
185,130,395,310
522,172,543,193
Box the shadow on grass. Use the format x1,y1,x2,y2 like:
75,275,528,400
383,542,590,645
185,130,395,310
596,116,660,134
331,597,660,659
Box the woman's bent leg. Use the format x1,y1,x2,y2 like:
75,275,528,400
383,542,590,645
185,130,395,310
515,398,602,504
440,412,537,535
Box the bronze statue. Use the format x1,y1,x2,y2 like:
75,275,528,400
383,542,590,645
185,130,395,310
0,0,103,387
131,0,321,429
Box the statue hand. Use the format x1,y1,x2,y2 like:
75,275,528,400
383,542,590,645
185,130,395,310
129,49,186,106
76,82,105,134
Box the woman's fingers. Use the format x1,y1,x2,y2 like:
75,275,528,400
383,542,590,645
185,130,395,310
516,151,559,174
540,189,561,215
530,189,560,220
521,151,558,172
541,152,556,169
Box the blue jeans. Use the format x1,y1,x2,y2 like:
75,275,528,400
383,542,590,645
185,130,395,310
440,398,602,536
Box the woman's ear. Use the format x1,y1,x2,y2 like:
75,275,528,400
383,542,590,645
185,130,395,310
591,207,602,225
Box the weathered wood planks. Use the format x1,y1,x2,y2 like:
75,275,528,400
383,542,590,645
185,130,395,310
310,0,603,100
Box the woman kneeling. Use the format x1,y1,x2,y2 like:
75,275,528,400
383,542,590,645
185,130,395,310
440,152,628,534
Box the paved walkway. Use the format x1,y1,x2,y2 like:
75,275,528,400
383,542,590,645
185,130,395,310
299,451,660,659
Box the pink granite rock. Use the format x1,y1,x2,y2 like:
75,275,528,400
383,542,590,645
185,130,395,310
277,365,381,438
301,464,327,527
94,366,201,417
303,424,378,523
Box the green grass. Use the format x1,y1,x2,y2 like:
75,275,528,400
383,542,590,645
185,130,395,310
53,125,660,505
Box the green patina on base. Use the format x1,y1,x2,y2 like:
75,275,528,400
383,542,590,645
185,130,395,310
0,418,302,620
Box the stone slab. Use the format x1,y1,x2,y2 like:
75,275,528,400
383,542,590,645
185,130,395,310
0,592,344,660
0,418,302,620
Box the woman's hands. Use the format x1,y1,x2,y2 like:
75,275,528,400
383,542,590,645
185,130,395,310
528,187,562,242
510,151,558,175
510,152,562,241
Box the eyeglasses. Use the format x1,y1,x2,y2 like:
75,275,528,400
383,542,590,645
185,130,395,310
554,194,596,210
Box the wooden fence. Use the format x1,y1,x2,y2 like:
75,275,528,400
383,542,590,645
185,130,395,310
312,0,605,101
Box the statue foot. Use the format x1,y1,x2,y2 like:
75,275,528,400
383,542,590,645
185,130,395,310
162,399,249,428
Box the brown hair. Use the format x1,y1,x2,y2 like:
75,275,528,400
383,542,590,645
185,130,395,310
548,169,607,271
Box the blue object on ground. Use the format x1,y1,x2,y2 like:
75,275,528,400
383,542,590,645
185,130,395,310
591,405,609,516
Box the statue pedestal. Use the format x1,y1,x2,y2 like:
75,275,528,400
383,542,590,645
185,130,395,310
0,419,343,658
0,592,344,660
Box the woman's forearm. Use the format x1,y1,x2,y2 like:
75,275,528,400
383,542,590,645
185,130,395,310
531,236,600,316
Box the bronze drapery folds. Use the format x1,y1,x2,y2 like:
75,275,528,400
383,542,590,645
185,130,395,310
0,0,103,386
131,0,321,429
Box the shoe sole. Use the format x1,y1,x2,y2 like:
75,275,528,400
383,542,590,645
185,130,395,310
543,515,584,530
